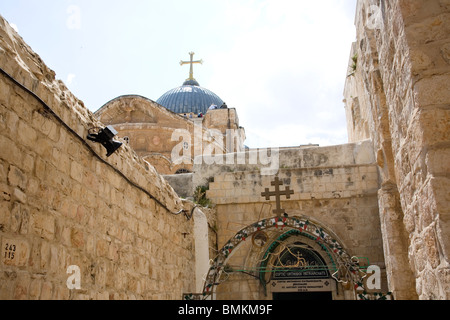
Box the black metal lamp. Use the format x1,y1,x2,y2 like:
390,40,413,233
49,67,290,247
87,125,123,157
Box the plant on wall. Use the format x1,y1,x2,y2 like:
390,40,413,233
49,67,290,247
347,53,358,77
194,185,212,207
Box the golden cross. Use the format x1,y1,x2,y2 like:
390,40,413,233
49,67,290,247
261,177,294,218
180,52,203,81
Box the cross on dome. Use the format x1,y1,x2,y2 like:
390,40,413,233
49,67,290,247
180,52,203,84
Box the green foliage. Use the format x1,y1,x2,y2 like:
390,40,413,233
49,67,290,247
194,185,212,207
347,53,358,77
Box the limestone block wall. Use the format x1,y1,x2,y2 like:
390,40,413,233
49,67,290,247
344,0,450,299
193,140,375,189
95,95,197,175
0,16,198,300
95,97,244,175
203,108,241,132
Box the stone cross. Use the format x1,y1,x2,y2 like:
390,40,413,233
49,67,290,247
180,52,203,81
261,177,294,217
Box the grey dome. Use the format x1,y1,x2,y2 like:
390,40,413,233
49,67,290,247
156,81,224,115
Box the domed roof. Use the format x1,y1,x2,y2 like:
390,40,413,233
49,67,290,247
157,52,224,114
156,80,224,115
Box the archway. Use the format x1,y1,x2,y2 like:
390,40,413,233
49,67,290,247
201,216,365,299
259,230,335,300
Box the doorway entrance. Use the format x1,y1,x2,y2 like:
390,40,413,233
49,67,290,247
267,241,334,300
273,292,333,300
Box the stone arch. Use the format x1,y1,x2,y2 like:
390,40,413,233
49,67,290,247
202,216,364,298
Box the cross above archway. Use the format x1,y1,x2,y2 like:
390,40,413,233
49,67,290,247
261,177,294,217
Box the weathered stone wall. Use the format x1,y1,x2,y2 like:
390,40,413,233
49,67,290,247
193,140,375,190
0,16,201,300
163,173,194,199
203,108,246,153
95,97,245,175
344,0,450,299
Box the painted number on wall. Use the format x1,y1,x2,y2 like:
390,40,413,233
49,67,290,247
4,243,16,261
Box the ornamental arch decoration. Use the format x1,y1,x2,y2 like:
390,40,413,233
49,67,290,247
257,229,336,297
201,215,367,298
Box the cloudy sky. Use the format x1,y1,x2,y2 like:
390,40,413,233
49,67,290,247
1,0,358,148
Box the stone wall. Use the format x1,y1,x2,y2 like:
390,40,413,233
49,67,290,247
163,173,194,199
0,16,202,300
95,95,200,175
95,97,245,175
193,140,375,189
344,0,450,299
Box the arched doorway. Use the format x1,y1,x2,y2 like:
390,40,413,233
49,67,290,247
201,216,366,300
259,231,334,300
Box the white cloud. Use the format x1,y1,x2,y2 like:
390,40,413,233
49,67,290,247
66,73,76,85
9,23,19,33
208,0,356,148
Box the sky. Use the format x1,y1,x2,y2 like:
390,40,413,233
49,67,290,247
0,0,358,149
